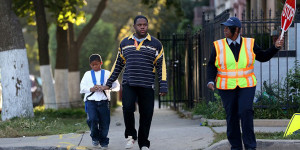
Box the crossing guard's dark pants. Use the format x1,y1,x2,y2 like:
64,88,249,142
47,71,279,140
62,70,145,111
218,86,257,150
122,84,154,149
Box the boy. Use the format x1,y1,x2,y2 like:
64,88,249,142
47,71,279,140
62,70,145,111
80,54,120,149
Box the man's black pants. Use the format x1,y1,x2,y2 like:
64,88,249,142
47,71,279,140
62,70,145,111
122,84,154,149
218,86,257,150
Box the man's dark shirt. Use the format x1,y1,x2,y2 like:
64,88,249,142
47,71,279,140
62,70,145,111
207,38,280,84
106,34,168,93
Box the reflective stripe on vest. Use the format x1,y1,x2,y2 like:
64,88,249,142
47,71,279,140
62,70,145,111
214,37,257,89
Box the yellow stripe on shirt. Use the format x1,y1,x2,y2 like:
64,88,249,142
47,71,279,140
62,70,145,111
162,52,167,81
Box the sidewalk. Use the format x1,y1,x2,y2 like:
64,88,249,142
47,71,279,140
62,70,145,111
0,102,298,150
0,104,214,150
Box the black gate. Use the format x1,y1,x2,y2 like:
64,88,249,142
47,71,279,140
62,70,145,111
157,33,187,109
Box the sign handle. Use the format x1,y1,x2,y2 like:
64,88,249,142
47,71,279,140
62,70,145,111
280,18,287,40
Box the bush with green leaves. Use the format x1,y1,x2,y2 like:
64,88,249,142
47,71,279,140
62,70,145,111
254,61,300,119
192,92,226,120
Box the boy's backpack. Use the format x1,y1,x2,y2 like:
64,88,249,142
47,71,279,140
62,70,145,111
85,69,107,112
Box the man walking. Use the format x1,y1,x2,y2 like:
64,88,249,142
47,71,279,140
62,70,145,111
103,15,167,150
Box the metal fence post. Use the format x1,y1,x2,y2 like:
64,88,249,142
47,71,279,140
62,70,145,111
172,33,177,109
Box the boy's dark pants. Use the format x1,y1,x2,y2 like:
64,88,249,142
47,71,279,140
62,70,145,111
122,84,154,149
86,100,110,146
218,86,257,150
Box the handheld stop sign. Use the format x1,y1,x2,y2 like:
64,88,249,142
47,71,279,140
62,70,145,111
280,0,296,40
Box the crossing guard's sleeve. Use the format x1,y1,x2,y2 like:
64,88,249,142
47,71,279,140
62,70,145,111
154,43,168,93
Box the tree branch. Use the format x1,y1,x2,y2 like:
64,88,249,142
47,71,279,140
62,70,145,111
76,0,108,50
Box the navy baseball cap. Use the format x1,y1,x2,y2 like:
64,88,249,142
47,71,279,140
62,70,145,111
221,17,241,28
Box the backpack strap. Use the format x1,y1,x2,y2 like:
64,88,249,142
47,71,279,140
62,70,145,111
91,70,97,85
86,70,97,102
88,69,108,101
100,69,105,86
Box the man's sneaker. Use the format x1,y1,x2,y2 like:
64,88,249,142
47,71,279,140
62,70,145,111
125,136,135,149
141,146,149,150
92,140,99,146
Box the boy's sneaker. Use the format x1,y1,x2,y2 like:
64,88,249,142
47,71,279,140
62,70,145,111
141,146,149,150
101,145,108,149
92,140,99,146
125,136,135,149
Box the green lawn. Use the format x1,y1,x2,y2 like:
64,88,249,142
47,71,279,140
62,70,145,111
0,106,89,138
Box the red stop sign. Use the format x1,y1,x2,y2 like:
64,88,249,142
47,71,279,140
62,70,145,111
281,0,296,32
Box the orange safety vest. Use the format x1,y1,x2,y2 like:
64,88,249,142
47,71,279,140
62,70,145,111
214,37,257,89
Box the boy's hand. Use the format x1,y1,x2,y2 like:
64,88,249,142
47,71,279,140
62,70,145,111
90,85,102,92
90,86,96,92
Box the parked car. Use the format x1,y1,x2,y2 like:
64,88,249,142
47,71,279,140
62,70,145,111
30,75,44,107
0,75,43,112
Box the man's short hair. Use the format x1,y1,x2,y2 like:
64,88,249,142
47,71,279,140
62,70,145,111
89,54,102,63
134,15,148,24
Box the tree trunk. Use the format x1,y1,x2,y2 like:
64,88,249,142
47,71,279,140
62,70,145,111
0,0,34,120
55,25,70,108
67,0,108,107
33,0,56,109
67,23,82,107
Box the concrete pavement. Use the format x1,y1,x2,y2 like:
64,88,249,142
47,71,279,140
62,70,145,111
0,102,299,150
0,104,214,150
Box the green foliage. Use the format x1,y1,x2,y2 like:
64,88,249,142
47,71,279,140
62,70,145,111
0,108,88,138
46,0,87,29
13,0,36,25
254,61,300,119
34,108,86,118
141,0,183,17
13,0,87,29
192,92,226,120
26,43,40,75
77,16,116,78
286,61,300,103
48,16,116,75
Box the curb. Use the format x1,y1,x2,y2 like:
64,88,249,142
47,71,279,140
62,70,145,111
179,109,290,127
0,147,67,150
205,139,300,150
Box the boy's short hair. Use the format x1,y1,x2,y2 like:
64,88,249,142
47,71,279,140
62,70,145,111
89,54,102,63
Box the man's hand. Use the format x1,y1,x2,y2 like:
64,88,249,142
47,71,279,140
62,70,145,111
207,83,215,91
159,92,167,96
275,37,284,49
100,85,110,91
